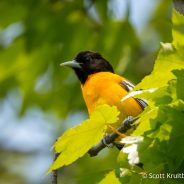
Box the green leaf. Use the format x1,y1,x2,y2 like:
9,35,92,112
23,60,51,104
120,9,184,180
172,10,184,48
98,170,121,184
48,104,119,172
132,107,159,136
135,47,184,90
172,69,184,101
135,10,184,90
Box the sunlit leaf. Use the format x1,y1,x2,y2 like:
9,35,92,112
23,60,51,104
48,104,119,171
98,170,121,184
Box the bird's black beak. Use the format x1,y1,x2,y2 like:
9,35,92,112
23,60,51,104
60,60,81,69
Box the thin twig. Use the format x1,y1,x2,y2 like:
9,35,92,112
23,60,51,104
51,153,59,184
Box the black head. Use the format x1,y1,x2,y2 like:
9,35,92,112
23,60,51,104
60,51,114,84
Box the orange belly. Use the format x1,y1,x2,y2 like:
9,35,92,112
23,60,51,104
81,72,143,127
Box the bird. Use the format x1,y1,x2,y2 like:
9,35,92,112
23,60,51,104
60,51,147,133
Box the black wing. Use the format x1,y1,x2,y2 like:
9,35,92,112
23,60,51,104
120,79,148,109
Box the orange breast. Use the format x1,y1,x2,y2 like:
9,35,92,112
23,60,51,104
81,72,143,124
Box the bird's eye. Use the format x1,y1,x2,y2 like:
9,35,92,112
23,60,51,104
85,57,91,62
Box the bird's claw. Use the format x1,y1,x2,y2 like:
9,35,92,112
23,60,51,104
102,137,114,148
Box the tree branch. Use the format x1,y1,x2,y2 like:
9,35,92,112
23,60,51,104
88,117,137,157
173,0,184,15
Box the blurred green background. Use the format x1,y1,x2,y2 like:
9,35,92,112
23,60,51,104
0,0,173,183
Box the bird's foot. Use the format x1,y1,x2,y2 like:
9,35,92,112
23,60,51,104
102,137,124,150
102,136,114,148
123,116,133,127
121,116,139,130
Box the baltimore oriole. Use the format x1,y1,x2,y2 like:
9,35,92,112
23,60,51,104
60,51,147,133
